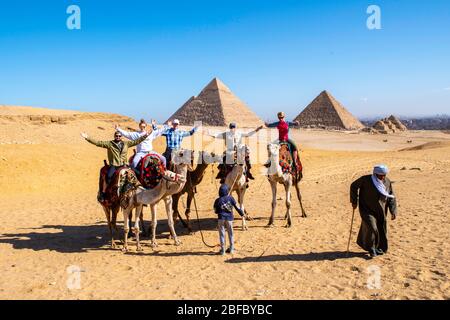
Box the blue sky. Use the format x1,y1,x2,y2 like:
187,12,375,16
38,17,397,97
0,0,449,122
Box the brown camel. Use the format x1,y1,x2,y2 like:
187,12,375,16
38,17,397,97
172,150,218,233
98,162,134,248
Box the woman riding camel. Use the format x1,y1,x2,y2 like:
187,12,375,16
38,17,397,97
266,112,300,168
115,119,168,170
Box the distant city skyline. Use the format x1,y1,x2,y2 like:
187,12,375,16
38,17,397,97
1,0,449,122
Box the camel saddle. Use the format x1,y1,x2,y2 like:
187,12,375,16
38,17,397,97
136,154,166,189
279,142,303,181
99,163,139,207
216,151,245,183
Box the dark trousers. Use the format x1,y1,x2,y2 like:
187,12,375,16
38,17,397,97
107,165,121,184
163,148,175,167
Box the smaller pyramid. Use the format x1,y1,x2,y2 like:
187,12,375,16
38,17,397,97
387,115,408,131
294,91,365,130
166,78,263,127
371,115,408,134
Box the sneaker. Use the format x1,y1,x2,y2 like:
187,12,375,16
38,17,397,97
375,248,384,255
218,248,225,255
226,247,234,254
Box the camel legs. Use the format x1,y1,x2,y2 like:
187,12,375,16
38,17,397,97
133,205,144,251
164,196,181,246
185,192,193,233
150,204,158,248
122,207,131,252
284,181,292,228
102,206,116,249
237,187,248,231
295,181,307,218
268,180,277,227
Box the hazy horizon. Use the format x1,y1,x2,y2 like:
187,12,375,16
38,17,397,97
1,1,449,122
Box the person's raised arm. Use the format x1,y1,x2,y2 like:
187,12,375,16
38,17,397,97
242,125,264,137
127,131,150,147
81,132,109,148
288,120,300,128
183,125,198,137
115,125,142,141
265,121,279,128
207,129,226,139
151,122,170,138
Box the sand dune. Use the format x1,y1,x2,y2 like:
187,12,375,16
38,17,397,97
0,106,449,300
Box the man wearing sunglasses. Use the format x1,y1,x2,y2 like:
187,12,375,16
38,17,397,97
80,129,150,200
350,165,398,258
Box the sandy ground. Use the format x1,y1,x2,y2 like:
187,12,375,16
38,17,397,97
0,106,449,300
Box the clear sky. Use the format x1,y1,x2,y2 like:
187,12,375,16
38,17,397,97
0,0,449,122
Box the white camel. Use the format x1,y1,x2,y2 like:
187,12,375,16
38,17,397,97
120,150,193,252
223,146,250,231
266,143,307,227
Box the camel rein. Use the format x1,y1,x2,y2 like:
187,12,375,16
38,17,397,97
188,173,217,249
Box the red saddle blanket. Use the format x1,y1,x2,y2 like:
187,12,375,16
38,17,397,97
279,143,303,180
99,164,129,206
136,154,166,189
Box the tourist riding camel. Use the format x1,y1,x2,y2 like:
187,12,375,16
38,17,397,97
115,119,167,170
161,119,199,167
266,112,300,170
80,130,150,201
208,122,263,183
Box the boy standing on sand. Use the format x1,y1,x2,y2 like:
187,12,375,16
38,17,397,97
213,184,245,255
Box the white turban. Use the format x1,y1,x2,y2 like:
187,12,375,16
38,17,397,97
373,165,389,175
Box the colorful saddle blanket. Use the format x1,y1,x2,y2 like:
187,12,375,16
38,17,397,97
279,142,303,180
136,154,166,189
99,164,138,206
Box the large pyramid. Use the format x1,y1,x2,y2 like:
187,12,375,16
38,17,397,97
294,91,365,130
166,78,264,127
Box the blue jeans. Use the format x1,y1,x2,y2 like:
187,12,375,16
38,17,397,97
218,219,234,250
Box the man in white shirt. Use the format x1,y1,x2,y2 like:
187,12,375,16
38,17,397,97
208,122,263,181
115,119,167,169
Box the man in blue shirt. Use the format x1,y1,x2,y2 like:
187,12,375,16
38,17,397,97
161,119,199,166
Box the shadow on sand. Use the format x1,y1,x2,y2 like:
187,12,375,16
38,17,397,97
225,251,371,263
0,217,218,254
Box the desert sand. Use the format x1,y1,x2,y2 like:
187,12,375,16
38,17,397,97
0,106,449,300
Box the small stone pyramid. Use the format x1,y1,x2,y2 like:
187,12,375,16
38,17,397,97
371,115,408,134
388,115,408,131
166,78,264,127
294,91,365,130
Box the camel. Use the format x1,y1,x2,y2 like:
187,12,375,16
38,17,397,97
119,150,193,252
172,150,218,233
97,163,131,249
266,143,307,227
223,145,251,231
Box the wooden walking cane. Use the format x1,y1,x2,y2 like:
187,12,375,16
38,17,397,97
346,207,356,256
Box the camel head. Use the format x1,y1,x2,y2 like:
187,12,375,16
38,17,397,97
198,150,220,165
267,143,279,157
172,149,195,172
